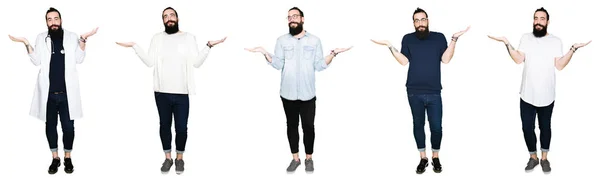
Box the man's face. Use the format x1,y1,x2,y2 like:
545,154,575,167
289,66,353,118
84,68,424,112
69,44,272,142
532,11,548,37
287,10,304,36
288,10,303,28
413,12,429,40
413,12,428,32
46,12,61,31
163,9,178,27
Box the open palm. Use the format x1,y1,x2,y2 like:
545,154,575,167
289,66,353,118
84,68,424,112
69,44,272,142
487,35,508,44
453,26,470,38
115,42,135,47
573,40,592,49
208,37,227,46
81,27,99,39
244,47,267,54
333,46,353,54
370,39,391,47
8,35,28,43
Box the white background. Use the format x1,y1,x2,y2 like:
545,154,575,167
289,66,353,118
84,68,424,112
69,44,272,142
1,0,598,180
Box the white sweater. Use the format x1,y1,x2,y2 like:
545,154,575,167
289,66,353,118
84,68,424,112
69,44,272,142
132,31,211,95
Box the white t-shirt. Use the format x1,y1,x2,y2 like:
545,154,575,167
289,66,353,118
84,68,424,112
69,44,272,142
517,33,563,107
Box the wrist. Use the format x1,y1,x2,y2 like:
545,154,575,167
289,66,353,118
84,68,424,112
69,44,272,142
451,36,458,42
571,45,578,52
79,36,87,43
206,42,213,48
330,50,338,57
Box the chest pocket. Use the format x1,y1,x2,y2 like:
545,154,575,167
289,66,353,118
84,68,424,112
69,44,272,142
303,46,315,60
283,46,294,60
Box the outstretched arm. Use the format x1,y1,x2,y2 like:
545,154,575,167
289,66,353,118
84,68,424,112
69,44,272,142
488,35,525,64
371,39,409,66
442,26,470,64
555,41,591,70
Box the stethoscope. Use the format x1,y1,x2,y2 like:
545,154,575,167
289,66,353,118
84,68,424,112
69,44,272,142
45,34,64,55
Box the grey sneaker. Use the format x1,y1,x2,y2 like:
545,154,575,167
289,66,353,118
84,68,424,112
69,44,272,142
161,158,173,173
525,158,539,172
175,159,185,174
541,159,551,173
286,159,301,172
305,159,314,172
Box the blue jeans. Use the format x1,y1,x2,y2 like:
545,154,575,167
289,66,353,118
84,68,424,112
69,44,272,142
520,98,554,154
154,92,190,154
45,91,74,153
407,93,443,152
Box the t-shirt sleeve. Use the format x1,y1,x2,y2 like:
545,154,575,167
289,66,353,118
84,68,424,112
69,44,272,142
400,36,411,61
517,34,527,53
555,38,563,58
440,33,448,53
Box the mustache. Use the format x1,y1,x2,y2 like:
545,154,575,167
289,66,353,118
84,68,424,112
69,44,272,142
49,25,60,28
535,24,545,28
166,20,177,24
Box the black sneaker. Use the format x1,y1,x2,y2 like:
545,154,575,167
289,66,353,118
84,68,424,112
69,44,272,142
416,157,428,174
432,157,442,173
48,157,61,174
64,158,74,174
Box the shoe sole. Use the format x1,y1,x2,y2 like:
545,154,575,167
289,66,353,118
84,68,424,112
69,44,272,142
525,167,538,173
433,169,442,173
48,171,58,174
176,170,183,174
65,170,74,174
542,168,551,174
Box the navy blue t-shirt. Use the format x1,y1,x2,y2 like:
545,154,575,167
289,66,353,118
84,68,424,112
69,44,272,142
49,35,66,93
400,31,448,94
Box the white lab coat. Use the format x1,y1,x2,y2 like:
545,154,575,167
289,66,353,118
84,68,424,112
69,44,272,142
27,30,85,121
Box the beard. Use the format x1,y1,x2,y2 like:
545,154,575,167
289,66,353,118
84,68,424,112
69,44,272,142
532,24,547,37
288,22,304,36
47,24,63,39
164,20,179,34
415,25,430,40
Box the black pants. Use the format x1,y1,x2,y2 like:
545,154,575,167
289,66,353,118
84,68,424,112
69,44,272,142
520,98,554,154
154,92,190,154
45,91,74,152
281,96,316,154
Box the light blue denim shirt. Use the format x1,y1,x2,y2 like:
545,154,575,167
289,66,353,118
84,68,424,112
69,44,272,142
268,32,329,101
